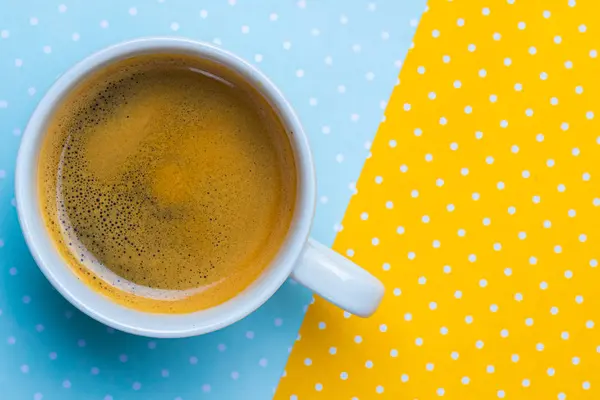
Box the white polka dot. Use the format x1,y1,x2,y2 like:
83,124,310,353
504,57,512,66
586,320,595,329
536,343,544,351
518,231,527,240
515,293,523,302
525,318,534,326
529,256,537,265
465,315,473,324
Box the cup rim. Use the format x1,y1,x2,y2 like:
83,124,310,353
15,37,316,338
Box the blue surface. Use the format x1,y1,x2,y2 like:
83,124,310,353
0,1,424,399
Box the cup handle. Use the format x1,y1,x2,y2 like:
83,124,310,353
291,238,385,317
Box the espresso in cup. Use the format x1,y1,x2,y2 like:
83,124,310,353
38,54,297,313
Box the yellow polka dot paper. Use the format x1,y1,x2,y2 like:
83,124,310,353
276,0,600,399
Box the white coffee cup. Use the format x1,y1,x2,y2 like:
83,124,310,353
15,38,384,338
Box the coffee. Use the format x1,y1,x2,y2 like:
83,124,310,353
39,54,296,313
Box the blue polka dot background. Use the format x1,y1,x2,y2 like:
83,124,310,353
0,1,424,399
